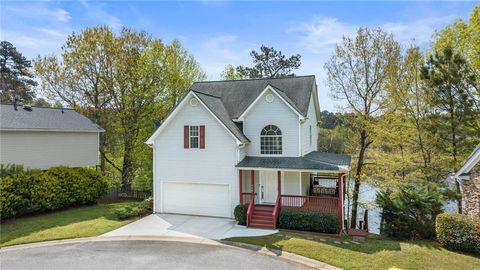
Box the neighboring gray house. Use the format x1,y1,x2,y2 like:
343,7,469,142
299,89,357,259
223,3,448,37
0,104,104,170
146,76,352,230
454,144,480,216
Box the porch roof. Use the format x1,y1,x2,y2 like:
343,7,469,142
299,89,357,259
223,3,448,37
236,151,351,172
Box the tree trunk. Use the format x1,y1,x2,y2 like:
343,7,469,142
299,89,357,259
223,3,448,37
121,131,135,192
351,129,369,229
99,132,106,174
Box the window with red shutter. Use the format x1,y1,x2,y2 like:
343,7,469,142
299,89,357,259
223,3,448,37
200,125,205,149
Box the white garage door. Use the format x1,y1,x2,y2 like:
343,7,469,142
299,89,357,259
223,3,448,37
162,182,231,217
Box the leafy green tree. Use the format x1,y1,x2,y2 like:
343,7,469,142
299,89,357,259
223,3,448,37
224,45,301,79
221,64,246,80
324,27,401,228
421,46,478,213
434,6,480,133
35,26,205,191
35,26,115,174
0,41,37,103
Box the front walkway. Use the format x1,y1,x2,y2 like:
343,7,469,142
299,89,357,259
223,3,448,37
101,214,277,240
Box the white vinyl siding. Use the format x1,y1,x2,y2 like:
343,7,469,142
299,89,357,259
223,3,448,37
243,89,300,157
0,131,99,170
153,97,238,217
301,91,319,155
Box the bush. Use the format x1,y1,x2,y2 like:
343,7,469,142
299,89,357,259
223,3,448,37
114,197,152,220
436,213,480,254
0,166,110,219
376,184,443,239
234,204,247,225
279,209,339,233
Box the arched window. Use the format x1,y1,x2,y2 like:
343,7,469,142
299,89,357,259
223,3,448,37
260,125,282,155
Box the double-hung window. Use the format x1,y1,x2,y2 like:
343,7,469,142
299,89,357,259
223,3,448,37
189,126,199,148
184,125,205,149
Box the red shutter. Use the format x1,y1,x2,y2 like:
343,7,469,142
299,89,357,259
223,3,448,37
184,126,189,148
200,125,205,149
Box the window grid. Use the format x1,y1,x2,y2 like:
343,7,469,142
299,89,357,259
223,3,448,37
260,125,282,155
190,126,199,148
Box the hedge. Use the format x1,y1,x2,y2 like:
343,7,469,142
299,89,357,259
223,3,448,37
234,204,247,225
278,209,339,233
0,165,110,219
436,213,480,254
114,197,153,220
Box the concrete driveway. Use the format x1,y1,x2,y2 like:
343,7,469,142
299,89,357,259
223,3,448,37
1,240,308,270
101,214,277,239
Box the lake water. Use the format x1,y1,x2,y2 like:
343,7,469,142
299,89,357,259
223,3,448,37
347,182,458,234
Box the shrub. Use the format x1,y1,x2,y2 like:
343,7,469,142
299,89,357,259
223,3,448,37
436,213,480,254
376,184,443,239
278,209,339,233
234,204,247,225
0,166,110,219
114,197,152,220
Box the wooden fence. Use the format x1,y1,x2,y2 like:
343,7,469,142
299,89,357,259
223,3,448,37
99,187,151,203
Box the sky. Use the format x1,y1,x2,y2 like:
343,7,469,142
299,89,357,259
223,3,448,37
1,1,478,111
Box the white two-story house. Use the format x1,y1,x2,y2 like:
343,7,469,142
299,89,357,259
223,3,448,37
146,76,351,230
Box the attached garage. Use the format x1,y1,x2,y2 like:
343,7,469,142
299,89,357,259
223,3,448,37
162,182,231,218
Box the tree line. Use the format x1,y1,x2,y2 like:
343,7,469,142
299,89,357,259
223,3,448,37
322,6,479,227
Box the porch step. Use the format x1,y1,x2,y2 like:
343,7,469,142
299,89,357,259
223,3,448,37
248,205,276,229
251,214,272,222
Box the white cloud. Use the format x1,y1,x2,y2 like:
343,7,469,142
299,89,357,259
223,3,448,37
382,15,455,46
192,34,255,80
288,17,356,54
38,28,68,39
290,15,457,54
6,5,71,23
79,0,122,31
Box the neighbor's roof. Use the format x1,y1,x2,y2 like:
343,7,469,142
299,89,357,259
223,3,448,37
0,104,104,132
455,143,480,179
190,75,315,119
236,151,351,172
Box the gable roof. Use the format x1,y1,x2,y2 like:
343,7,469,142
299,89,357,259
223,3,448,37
455,143,480,179
147,76,317,145
0,104,104,132
236,151,351,172
190,75,315,119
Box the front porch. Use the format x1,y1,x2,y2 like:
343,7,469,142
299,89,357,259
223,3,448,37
238,168,346,231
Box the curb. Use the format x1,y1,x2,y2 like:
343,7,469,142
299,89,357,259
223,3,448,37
221,240,342,270
0,236,221,252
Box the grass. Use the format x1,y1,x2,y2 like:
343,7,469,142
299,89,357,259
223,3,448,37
226,230,480,270
0,201,143,247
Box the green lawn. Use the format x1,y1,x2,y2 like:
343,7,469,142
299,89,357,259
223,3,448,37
226,230,480,270
1,202,143,247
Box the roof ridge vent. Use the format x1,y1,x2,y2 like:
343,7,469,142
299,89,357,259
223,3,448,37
22,105,32,111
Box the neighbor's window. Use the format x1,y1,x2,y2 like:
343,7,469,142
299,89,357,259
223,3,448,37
260,125,282,155
190,126,199,148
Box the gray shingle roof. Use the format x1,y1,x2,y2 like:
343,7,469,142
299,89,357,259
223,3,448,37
193,91,249,143
190,75,315,119
236,151,351,171
0,104,104,132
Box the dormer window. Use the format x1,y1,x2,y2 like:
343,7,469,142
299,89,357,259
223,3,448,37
260,125,282,155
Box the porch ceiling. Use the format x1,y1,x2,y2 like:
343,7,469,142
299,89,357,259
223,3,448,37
236,151,351,172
